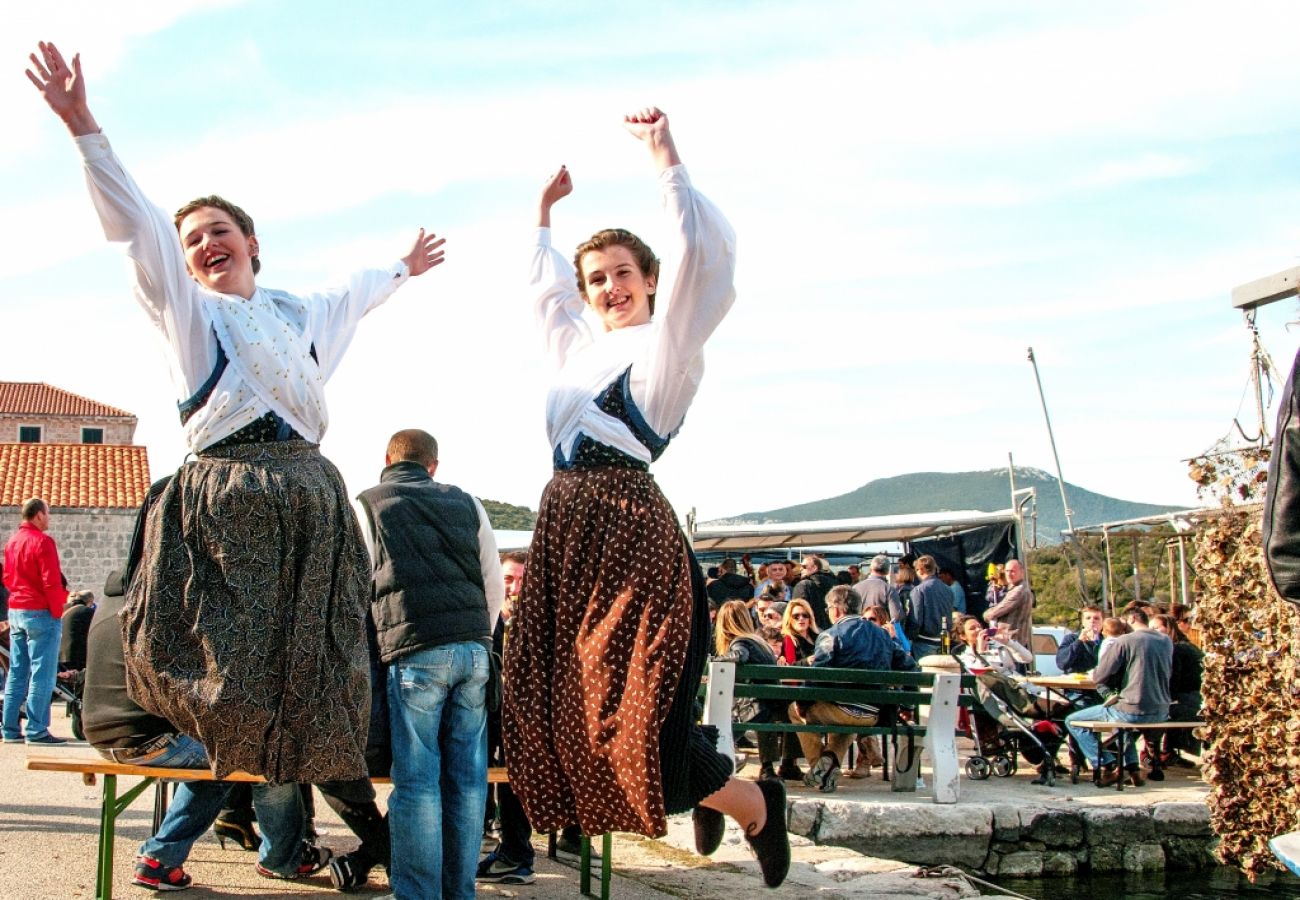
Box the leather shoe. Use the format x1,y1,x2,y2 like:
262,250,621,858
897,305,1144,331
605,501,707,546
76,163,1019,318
692,806,725,856
1099,765,1145,788
743,779,790,888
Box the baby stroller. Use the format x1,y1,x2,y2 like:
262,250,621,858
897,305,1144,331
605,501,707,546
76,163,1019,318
956,651,1061,786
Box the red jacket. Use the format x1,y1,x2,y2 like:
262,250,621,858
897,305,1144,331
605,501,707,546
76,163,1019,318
3,522,66,618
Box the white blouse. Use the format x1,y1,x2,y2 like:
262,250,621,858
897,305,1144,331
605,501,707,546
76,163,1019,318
76,133,408,452
530,165,736,466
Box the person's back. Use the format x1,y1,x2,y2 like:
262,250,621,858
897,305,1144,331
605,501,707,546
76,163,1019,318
1096,628,1172,717
59,593,95,671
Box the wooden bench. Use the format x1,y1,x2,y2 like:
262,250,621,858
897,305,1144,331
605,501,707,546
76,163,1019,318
702,662,971,802
27,756,613,900
1066,720,1205,790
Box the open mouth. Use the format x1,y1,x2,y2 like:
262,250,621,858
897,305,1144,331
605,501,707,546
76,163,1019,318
204,253,230,271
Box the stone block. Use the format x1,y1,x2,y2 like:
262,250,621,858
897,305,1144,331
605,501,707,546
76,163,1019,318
989,803,1021,841
1124,842,1165,872
1042,851,1077,876
814,800,992,868
1082,806,1155,845
1089,844,1124,872
1153,802,1212,837
786,798,822,839
1024,807,1085,848
996,851,1044,878
1164,835,1217,870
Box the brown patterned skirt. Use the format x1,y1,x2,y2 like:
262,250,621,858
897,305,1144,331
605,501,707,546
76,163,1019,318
502,466,730,838
121,440,371,784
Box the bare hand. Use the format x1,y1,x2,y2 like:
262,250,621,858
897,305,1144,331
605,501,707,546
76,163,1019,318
622,107,681,170
26,41,99,136
541,165,572,208
402,229,446,277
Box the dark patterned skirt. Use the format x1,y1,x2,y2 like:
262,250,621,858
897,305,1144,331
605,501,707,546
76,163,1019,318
502,466,731,838
121,440,371,784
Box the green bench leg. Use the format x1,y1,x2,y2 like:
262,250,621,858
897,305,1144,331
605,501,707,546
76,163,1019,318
578,833,612,900
94,773,157,900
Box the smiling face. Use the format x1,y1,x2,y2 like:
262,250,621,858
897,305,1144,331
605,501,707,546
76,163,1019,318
178,206,259,298
579,244,655,331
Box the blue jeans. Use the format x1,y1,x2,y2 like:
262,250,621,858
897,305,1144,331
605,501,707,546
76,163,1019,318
388,641,489,900
3,608,62,740
132,735,305,874
1066,703,1166,767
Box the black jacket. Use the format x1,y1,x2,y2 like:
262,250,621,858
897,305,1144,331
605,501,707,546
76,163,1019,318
1265,347,1300,607
357,461,491,663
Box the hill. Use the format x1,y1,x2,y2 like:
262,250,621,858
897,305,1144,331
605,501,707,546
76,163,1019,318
717,466,1185,542
482,498,537,530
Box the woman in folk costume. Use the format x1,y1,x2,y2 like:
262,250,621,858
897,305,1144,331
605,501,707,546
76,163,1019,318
27,42,445,783
502,107,789,887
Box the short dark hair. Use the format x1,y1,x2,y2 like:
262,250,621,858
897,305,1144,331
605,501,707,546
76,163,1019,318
501,550,527,566
387,429,438,466
1124,606,1150,626
174,195,261,275
719,558,737,573
21,498,47,520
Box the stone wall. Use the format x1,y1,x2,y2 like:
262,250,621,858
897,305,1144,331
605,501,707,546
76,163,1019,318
0,507,135,598
0,413,135,445
787,797,1219,877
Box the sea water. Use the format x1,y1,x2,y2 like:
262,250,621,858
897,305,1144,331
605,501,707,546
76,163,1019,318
991,868,1300,898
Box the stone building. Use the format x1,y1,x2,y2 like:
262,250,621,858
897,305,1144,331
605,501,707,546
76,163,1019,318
0,382,150,595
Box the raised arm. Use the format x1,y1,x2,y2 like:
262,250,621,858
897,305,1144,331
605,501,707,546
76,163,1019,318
26,41,100,136
623,107,682,172
531,165,590,366
401,228,447,278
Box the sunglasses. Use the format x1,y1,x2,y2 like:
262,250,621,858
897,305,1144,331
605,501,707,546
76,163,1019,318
792,613,811,621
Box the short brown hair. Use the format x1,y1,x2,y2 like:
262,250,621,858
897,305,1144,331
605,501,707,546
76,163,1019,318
501,550,528,566
386,429,438,466
914,555,936,577
174,196,260,275
573,229,660,314
21,497,47,520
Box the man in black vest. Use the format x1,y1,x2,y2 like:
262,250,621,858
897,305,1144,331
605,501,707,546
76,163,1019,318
357,429,502,900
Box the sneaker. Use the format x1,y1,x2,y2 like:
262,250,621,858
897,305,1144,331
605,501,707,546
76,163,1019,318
1,736,23,744
555,829,600,861
476,850,536,884
26,733,67,745
329,852,373,892
803,752,840,793
257,842,332,879
133,856,193,891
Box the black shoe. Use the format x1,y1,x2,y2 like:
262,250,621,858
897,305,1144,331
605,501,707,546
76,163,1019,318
213,819,260,851
555,829,601,861
776,760,803,781
758,764,779,782
743,779,790,888
693,806,725,856
1146,766,1165,782
329,852,373,892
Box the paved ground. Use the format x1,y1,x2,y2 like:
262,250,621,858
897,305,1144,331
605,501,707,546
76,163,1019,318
0,712,1209,899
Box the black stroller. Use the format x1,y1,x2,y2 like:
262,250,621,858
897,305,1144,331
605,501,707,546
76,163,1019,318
956,650,1062,786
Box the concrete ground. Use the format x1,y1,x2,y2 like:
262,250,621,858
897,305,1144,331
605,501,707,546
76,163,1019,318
0,712,1209,899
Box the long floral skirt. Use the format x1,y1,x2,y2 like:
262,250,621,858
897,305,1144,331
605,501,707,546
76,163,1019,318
502,466,730,837
121,440,371,784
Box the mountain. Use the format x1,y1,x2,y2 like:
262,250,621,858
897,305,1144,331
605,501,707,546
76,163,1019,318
715,467,1185,543
482,498,537,530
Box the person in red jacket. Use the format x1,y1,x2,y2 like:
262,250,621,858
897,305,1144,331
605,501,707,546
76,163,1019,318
3,498,69,745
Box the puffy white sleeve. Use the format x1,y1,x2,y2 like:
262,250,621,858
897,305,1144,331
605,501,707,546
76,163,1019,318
642,165,737,436
474,497,504,632
530,226,592,369
297,262,410,380
75,133,216,390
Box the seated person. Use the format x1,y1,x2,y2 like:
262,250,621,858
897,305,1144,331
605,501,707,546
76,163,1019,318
714,600,786,781
789,586,916,793
953,615,1032,674
1055,605,1104,674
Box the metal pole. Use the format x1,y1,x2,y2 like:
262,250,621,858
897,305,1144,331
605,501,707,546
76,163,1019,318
1131,535,1141,604
1177,536,1189,606
1102,528,1114,615
1167,541,1177,605
1027,347,1079,537
1008,453,1025,563
1247,312,1269,449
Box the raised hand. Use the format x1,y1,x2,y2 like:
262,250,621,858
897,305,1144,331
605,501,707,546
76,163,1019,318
537,165,572,228
401,229,447,278
25,41,99,136
622,106,681,171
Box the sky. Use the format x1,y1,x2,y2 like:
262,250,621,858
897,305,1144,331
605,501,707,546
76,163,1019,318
5,1,1300,525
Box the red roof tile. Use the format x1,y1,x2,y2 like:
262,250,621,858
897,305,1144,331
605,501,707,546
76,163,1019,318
0,382,135,419
0,443,150,509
